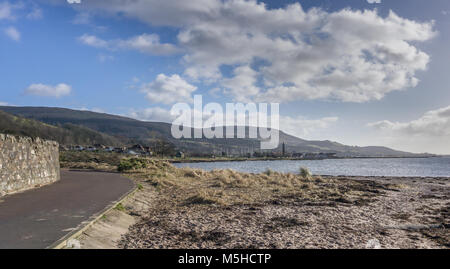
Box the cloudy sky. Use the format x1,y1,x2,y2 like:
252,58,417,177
1,0,450,154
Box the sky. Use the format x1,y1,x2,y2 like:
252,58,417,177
1,0,450,154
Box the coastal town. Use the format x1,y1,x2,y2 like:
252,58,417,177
59,142,339,160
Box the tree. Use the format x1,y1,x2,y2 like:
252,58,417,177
152,139,176,157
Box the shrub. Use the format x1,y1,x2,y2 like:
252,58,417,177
299,167,312,179
264,168,275,176
118,158,148,172
115,203,125,211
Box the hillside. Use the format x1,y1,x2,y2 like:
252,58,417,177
0,109,123,146
0,106,171,143
0,106,424,157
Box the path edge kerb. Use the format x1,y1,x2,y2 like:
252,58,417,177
48,175,137,249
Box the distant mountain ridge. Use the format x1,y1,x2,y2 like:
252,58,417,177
0,106,429,157
0,109,123,146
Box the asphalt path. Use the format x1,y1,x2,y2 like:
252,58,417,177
0,169,134,249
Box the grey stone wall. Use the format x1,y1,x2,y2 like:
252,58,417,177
0,134,60,196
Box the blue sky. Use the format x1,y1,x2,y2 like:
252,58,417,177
1,0,450,154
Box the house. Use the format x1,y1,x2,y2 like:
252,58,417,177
104,146,115,152
129,144,146,154
94,144,106,149
74,145,84,151
114,147,127,153
144,146,153,156
127,150,139,155
175,151,185,158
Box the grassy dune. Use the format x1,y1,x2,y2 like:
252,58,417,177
120,159,386,208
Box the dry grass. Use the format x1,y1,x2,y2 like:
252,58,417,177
60,155,384,208
124,160,379,208
60,161,117,172
116,160,450,249
60,151,126,172
60,151,124,166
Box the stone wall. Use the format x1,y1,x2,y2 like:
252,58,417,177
0,134,60,196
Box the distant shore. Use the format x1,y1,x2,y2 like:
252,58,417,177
167,155,437,164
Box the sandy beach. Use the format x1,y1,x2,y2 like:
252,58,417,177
74,161,449,249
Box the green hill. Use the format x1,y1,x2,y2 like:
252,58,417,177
0,109,123,146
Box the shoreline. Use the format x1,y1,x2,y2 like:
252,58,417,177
123,174,449,249
167,155,438,164
72,160,449,249
59,152,450,179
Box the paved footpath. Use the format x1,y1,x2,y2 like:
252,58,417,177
0,170,135,249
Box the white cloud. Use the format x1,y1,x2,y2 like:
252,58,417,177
72,12,91,25
222,65,260,102
79,33,180,55
117,34,180,55
0,2,12,20
179,6,435,103
78,34,108,48
208,87,222,98
0,101,9,106
77,0,221,27
141,74,197,104
72,12,108,32
129,106,208,125
25,83,72,97
369,106,450,137
367,0,381,4
79,107,105,113
27,7,43,20
4,26,20,41
0,2,22,20
75,0,436,103
1,2,41,21
97,53,114,62
129,107,178,123
279,116,339,138
368,105,450,154
67,0,82,4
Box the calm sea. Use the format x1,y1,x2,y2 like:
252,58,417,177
173,157,450,177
